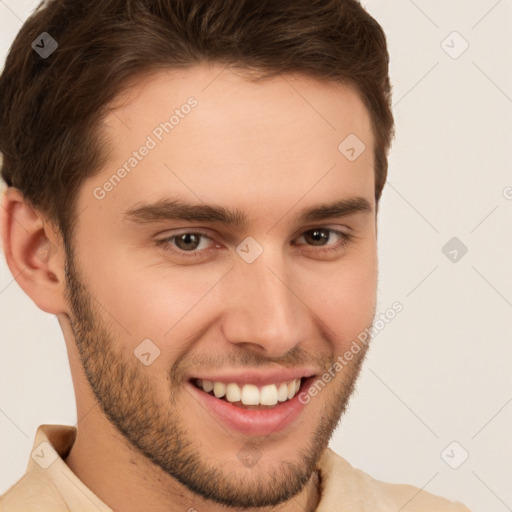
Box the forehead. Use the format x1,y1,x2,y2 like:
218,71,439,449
80,63,375,227
104,64,373,148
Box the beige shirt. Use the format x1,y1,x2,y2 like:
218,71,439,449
1,424,471,511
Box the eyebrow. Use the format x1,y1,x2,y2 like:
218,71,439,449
123,196,372,229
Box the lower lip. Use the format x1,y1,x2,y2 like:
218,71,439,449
187,376,316,436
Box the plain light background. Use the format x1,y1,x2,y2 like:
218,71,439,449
0,1,511,511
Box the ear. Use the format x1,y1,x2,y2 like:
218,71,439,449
1,187,69,315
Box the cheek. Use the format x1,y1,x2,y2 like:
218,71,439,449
108,272,205,326
79,262,219,384
300,246,377,349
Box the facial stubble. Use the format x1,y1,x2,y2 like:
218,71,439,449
62,238,371,509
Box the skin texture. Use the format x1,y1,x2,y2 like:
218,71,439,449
1,63,378,512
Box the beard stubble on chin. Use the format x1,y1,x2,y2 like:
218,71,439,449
62,237,371,509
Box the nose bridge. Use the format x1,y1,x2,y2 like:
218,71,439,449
222,248,310,355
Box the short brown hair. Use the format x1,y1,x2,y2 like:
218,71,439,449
0,0,394,244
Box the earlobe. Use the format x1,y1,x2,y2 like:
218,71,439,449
0,187,69,315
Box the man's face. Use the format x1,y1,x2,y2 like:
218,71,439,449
63,64,378,508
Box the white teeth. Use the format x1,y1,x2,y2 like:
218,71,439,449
226,382,241,402
260,384,278,406
287,381,295,400
197,378,304,405
277,382,289,402
241,384,260,405
213,381,226,398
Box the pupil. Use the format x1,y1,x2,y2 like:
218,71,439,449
177,233,200,250
308,229,328,245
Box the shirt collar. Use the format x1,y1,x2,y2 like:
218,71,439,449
28,424,113,512
30,424,350,512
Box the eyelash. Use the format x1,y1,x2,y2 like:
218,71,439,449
155,228,353,259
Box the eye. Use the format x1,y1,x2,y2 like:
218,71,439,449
156,231,214,256
155,227,353,259
293,228,353,254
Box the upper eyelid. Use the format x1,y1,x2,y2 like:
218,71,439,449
157,223,353,237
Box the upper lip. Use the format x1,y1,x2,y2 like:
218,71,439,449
188,368,318,387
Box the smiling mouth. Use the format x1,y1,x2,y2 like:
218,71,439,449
190,377,310,409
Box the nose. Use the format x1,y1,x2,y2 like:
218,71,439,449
220,248,312,358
